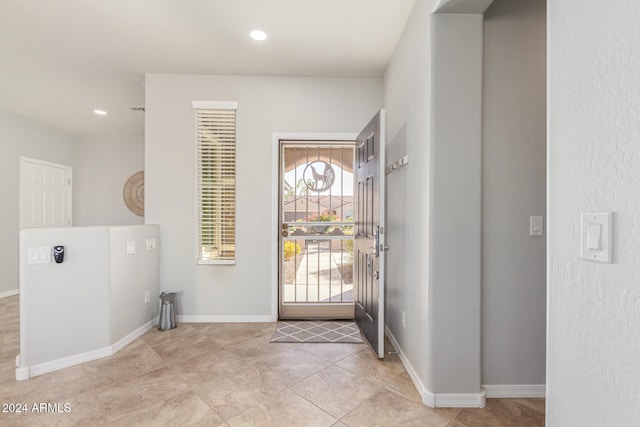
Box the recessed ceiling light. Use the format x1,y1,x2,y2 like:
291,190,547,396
250,30,267,41
93,109,107,116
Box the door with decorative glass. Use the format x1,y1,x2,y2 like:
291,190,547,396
279,141,355,319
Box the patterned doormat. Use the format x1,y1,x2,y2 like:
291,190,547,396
270,321,363,343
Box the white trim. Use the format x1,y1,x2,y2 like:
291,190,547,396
192,100,238,110
16,318,158,380
385,326,486,408
483,384,546,398
271,132,359,321
177,314,275,323
434,391,486,408
432,0,495,14
112,317,158,353
0,289,19,299
385,325,432,405
15,355,28,381
197,259,236,266
25,346,113,379
15,367,29,381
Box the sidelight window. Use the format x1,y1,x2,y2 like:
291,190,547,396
193,101,237,264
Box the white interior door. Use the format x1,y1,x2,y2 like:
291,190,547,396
20,157,72,228
354,110,385,358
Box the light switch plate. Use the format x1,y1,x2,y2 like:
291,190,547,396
581,212,612,263
27,247,51,264
530,216,544,236
126,240,136,255
145,238,157,250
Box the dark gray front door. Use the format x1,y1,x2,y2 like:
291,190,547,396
354,110,385,358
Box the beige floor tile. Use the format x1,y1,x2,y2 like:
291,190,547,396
0,295,544,426
168,348,238,377
6,389,107,427
82,339,167,388
150,331,225,365
104,390,221,426
336,347,406,386
178,356,287,420
291,365,381,419
249,347,331,386
196,322,277,347
225,334,297,360
453,398,545,427
341,389,456,427
3,364,96,404
226,388,337,427
140,323,202,347
382,371,424,404
296,343,364,363
0,357,18,381
94,367,190,415
514,397,546,413
1,319,20,334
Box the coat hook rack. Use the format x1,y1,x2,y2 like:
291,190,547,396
385,155,409,175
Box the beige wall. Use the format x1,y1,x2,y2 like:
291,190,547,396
145,74,381,319
547,1,640,425
0,109,77,296
74,134,145,226
482,0,547,386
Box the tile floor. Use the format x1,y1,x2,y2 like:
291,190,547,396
0,295,545,426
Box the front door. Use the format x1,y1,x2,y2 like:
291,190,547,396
279,141,356,319
354,110,386,358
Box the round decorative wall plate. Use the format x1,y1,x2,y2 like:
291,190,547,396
123,171,144,216
303,161,335,192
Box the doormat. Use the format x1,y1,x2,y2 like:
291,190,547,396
270,321,363,344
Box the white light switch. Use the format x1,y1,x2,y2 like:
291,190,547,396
581,212,612,263
587,223,602,250
530,216,544,236
126,240,136,255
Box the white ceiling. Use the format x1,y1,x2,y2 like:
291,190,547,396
0,0,416,136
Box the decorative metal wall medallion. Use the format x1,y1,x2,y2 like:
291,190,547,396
303,161,335,192
123,171,144,216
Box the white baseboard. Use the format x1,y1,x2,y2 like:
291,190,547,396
385,325,486,409
17,317,160,380
384,325,431,404
483,384,546,398
112,316,158,353
434,391,486,408
0,289,19,299
27,346,113,379
177,315,275,323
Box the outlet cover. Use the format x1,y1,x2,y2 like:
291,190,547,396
146,238,157,250
126,240,136,255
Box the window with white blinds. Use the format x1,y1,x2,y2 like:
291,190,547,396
193,101,237,265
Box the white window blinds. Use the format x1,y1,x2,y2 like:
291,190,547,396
194,101,237,265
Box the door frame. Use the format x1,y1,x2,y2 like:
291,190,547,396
271,132,358,321
19,156,73,228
